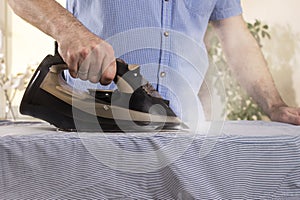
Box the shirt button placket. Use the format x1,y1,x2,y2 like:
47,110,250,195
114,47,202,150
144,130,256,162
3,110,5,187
159,0,171,92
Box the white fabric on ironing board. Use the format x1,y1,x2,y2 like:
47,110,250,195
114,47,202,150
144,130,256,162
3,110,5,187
1,120,300,199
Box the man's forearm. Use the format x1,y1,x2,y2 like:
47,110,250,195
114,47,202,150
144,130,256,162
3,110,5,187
211,15,286,117
7,0,88,42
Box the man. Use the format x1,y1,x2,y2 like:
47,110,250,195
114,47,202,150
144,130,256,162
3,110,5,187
7,0,300,125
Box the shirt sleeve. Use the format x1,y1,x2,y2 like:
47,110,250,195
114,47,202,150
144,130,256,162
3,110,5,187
66,0,76,15
209,0,243,21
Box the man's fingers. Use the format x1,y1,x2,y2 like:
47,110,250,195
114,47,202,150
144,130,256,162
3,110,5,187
286,109,300,125
100,60,116,85
98,42,116,85
58,48,78,78
76,48,90,80
271,107,300,125
86,44,104,83
86,42,116,84
59,48,84,79
77,57,90,81
279,113,300,125
287,115,300,125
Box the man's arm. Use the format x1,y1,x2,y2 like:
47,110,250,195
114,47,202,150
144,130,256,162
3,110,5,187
211,15,300,125
7,0,116,84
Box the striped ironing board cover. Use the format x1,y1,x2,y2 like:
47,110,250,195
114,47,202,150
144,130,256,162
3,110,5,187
0,120,300,199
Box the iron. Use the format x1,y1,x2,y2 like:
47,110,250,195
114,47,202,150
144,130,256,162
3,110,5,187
20,54,187,132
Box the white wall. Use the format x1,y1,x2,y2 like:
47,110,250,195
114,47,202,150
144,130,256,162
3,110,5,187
242,0,300,30
0,1,5,54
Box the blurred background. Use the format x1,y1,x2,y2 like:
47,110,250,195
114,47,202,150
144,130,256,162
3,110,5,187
0,0,299,120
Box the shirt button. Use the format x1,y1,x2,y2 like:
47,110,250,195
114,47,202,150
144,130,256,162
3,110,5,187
164,31,169,37
160,72,166,77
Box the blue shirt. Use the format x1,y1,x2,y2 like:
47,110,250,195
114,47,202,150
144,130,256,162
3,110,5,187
65,0,242,120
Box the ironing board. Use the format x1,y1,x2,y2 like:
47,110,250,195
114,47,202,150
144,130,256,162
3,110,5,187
1,120,300,199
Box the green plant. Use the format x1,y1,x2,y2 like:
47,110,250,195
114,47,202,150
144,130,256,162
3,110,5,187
205,20,271,120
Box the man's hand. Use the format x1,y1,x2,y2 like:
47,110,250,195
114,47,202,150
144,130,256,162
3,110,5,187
58,30,116,85
269,106,300,125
